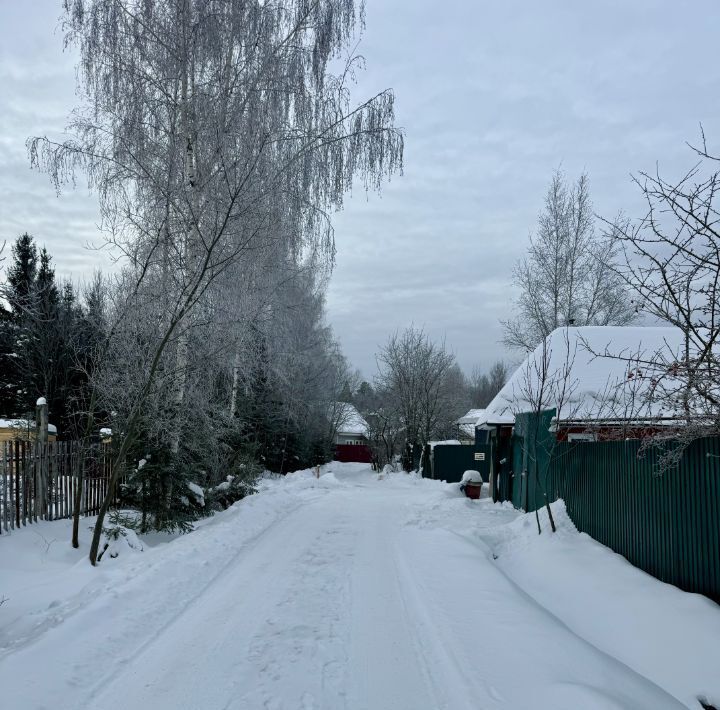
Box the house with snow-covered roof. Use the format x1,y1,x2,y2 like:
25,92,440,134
334,403,373,463
476,325,686,442
335,403,369,445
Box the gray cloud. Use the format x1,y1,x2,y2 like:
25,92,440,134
327,0,720,376
2,0,719,377
0,1,107,282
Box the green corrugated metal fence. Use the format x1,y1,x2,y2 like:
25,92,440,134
498,411,720,603
425,444,491,483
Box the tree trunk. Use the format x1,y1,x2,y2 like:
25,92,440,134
230,350,241,417
35,398,48,519
544,496,557,533
71,446,85,548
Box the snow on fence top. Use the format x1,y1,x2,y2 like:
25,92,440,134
428,439,461,449
476,326,685,427
0,418,58,435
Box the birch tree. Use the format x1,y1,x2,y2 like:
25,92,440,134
376,327,456,466
503,170,635,351
29,0,402,564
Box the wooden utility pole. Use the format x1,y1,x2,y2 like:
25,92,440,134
36,397,49,519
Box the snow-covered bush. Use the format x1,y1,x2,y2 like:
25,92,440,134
208,473,258,510
185,482,205,508
96,523,144,562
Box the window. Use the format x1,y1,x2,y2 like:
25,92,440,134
567,432,597,442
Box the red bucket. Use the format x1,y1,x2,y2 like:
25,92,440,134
464,482,482,500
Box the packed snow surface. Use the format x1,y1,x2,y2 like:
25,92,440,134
1,463,718,709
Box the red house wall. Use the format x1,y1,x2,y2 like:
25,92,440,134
335,444,373,463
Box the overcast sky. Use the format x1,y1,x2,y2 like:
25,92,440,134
1,1,719,378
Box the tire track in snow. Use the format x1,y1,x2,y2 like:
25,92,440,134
78,499,312,709
345,500,448,710
235,515,355,710
391,528,500,709
82,497,356,710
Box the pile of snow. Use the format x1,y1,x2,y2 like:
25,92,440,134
401,487,720,708
477,325,685,427
461,470,482,484
278,466,342,490
98,525,144,561
482,500,720,709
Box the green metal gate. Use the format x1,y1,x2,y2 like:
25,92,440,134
426,444,492,483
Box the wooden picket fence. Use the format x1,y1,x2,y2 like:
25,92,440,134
0,440,113,534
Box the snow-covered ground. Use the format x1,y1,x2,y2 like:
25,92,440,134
1,463,718,710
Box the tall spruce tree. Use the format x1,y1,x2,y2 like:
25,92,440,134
7,233,38,314
0,234,102,433
0,303,16,415
2,234,39,416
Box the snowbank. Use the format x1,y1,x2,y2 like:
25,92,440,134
482,500,720,709
400,487,720,708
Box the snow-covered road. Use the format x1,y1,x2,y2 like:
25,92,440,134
1,464,715,709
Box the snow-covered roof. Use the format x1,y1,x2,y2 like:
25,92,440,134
455,409,485,425
477,326,685,427
455,409,486,437
0,418,58,435
336,403,369,437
